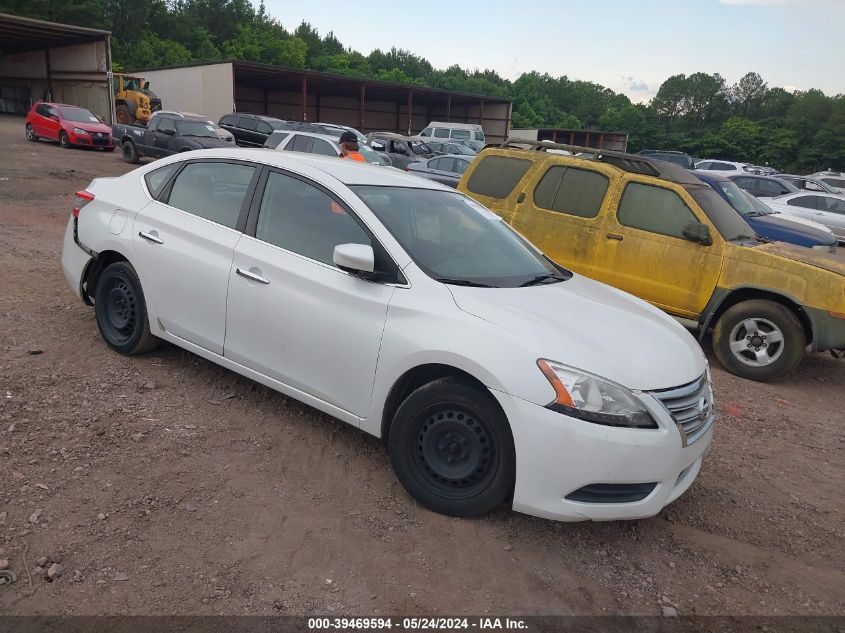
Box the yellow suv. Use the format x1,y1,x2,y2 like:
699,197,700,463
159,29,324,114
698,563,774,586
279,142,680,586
457,141,845,381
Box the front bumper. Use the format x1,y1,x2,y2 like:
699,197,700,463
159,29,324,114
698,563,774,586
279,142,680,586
68,130,114,148
490,389,713,522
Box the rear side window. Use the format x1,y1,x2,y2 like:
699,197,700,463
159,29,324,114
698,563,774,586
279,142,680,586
286,135,312,153
255,171,372,266
466,155,532,199
533,166,608,218
787,195,820,210
166,162,256,229
474,130,485,141
450,129,471,140
256,120,273,135
144,163,180,199
617,183,697,239
433,128,450,138
264,132,289,149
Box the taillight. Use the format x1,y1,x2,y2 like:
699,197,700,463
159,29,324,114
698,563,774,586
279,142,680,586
72,190,94,218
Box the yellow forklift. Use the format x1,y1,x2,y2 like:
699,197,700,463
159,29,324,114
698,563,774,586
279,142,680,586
112,73,162,125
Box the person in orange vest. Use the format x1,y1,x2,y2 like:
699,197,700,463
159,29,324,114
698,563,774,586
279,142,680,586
339,131,367,162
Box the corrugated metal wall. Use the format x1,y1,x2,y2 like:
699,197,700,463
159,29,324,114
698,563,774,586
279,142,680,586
0,40,111,118
141,62,234,123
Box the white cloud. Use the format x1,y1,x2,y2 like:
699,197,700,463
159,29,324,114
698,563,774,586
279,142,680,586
717,0,796,4
782,85,801,93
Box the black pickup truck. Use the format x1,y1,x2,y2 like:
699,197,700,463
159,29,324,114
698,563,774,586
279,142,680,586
113,116,230,163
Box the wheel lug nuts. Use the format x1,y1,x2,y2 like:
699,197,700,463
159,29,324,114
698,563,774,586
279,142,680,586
746,336,752,340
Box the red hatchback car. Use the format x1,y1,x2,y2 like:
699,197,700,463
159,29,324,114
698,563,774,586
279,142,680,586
25,102,115,151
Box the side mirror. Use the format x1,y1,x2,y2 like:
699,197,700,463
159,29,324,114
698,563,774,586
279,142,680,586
143,81,150,90
333,243,375,275
162,128,176,136
683,221,713,246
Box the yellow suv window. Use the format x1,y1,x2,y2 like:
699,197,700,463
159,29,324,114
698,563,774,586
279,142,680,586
533,166,608,218
617,182,697,239
466,155,532,199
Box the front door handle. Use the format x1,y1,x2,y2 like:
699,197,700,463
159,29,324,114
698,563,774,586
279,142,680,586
236,267,270,285
606,233,624,241
138,230,164,244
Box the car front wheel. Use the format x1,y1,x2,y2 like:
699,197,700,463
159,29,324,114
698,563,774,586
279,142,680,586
94,261,159,355
59,131,71,148
712,299,806,381
388,377,515,517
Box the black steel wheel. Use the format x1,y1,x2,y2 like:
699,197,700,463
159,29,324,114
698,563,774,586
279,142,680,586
121,140,140,164
94,261,159,355
388,377,515,517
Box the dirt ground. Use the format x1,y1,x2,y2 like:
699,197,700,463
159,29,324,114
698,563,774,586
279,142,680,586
0,114,843,617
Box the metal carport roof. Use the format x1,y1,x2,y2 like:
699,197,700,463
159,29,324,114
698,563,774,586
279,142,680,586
0,13,110,55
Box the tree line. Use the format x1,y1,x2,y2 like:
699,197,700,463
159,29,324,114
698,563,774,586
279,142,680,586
2,0,842,172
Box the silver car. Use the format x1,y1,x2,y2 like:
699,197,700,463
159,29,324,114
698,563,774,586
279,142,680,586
406,154,473,188
766,192,845,244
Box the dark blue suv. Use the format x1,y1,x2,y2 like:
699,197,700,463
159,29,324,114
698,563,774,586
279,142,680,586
695,172,837,253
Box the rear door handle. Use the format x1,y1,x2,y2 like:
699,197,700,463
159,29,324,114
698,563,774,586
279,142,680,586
138,230,164,244
606,233,624,241
236,267,270,285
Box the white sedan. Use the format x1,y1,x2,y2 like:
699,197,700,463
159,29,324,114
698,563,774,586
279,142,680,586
62,149,713,522
765,192,845,244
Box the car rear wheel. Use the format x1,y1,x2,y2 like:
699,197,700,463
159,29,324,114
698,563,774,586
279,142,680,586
25,124,37,142
388,377,515,517
59,131,70,148
712,299,805,381
121,140,140,164
94,261,159,355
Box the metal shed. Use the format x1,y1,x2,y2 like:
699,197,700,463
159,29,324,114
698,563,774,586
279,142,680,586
510,128,629,152
0,13,113,121
139,61,513,143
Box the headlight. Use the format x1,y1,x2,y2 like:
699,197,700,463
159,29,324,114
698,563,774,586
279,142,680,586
72,128,89,135
811,244,837,254
537,359,657,428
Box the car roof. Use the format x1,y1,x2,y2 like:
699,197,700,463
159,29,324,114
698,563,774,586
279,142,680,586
172,148,452,189
367,132,417,141
282,131,339,143
692,171,730,182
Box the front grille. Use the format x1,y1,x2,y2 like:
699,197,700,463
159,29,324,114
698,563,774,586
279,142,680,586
565,482,657,504
650,375,714,445
92,134,110,145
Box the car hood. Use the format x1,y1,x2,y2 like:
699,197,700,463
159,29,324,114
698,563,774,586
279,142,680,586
448,274,706,391
65,120,111,134
187,137,231,148
749,213,835,244
754,242,845,276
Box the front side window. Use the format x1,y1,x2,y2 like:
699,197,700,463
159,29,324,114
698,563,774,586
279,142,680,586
352,186,568,288
420,128,432,137
466,155,532,199
219,115,235,126
237,116,258,131
166,162,256,229
533,166,608,218
617,183,698,239
474,130,485,141
787,195,820,210
255,171,372,266
433,128,450,138
311,138,339,156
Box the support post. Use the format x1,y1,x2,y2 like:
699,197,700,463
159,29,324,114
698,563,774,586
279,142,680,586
406,90,413,135
446,94,452,122
359,83,366,132
263,88,268,116
44,49,53,102
301,75,308,121
479,100,485,125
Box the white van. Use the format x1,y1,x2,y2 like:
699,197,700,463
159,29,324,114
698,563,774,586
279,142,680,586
418,121,485,143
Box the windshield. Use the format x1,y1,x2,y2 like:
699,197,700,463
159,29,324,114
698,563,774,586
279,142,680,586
58,107,99,123
453,145,476,156
351,186,569,288
357,144,387,165
713,180,773,216
686,185,758,242
175,120,218,138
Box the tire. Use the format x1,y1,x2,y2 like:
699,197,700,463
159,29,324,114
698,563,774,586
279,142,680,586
712,299,806,381
388,377,515,517
25,123,37,142
121,140,140,164
116,104,134,125
94,261,159,355
59,131,71,148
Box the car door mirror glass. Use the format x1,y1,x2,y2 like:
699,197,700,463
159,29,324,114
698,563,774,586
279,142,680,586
682,221,713,246
333,243,375,274
162,128,176,136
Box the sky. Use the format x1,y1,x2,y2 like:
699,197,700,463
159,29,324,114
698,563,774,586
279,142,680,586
264,0,845,103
